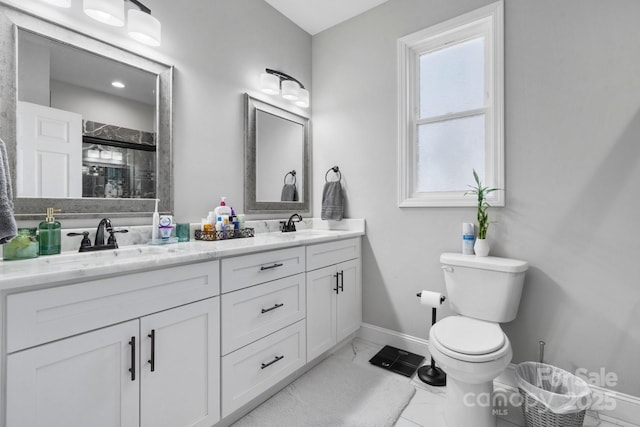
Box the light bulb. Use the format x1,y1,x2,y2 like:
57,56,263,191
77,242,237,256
260,72,280,95
294,88,310,108
128,9,162,47
83,0,125,27
281,80,300,101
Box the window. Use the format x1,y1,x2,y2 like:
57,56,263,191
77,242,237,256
398,1,504,207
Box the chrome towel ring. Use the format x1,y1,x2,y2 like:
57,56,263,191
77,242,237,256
325,166,341,182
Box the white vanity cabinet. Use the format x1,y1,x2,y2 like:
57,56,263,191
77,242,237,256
1,227,365,427
306,238,362,362
220,247,307,417
4,261,221,427
7,319,140,427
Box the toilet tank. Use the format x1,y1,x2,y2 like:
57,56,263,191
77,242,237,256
440,253,528,323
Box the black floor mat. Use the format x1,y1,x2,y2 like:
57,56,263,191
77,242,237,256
369,345,425,377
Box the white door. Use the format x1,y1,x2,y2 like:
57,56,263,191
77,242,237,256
6,320,139,427
140,297,220,427
306,265,337,362
336,258,362,342
17,101,82,198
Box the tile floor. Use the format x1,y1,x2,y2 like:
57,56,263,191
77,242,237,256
334,338,619,427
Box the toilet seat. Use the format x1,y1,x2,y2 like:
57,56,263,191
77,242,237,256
430,316,510,363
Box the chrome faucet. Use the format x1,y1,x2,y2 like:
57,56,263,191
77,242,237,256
282,213,302,232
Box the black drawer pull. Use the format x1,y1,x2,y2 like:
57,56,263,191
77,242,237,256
148,330,156,372
261,355,284,369
129,336,136,381
338,271,344,292
260,263,284,271
261,303,284,314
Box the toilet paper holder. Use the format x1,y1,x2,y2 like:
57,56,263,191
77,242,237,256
415,291,447,386
415,292,446,304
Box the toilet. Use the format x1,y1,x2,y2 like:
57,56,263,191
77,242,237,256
429,253,528,427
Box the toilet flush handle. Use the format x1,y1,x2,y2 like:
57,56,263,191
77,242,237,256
441,265,454,273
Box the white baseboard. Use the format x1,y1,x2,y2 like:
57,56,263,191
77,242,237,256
358,322,430,357
358,323,640,427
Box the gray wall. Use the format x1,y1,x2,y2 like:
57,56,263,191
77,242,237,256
1,0,311,223
312,0,640,396
50,80,155,132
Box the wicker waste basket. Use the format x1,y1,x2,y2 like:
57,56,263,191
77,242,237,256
516,362,592,427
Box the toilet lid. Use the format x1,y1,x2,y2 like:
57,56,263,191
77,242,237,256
432,316,505,355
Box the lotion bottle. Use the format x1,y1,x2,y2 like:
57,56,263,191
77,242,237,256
39,208,62,255
462,223,475,255
214,197,232,217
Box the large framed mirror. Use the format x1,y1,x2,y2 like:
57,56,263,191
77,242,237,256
0,9,173,220
244,94,310,214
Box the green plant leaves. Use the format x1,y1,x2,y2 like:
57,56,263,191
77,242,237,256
466,169,501,240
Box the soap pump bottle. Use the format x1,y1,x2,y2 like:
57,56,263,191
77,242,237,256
39,208,62,255
152,199,160,242
214,197,232,217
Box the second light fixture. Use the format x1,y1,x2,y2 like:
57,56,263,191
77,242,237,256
260,69,310,108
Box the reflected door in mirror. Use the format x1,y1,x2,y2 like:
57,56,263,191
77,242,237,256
17,101,82,198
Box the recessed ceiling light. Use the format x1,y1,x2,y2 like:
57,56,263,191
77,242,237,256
112,81,125,89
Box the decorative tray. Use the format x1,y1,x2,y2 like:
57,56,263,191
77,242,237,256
194,228,254,241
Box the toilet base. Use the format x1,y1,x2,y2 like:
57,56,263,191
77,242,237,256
444,376,496,427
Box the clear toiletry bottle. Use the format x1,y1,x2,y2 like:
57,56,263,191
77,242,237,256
462,222,475,255
39,208,62,255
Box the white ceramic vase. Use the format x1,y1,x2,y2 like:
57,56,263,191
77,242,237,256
474,238,490,257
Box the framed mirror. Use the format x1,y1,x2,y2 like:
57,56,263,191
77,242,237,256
244,94,310,214
0,9,173,220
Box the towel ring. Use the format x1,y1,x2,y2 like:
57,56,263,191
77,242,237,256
284,170,297,185
325,166,341,183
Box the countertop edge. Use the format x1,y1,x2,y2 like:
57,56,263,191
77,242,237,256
0,229,365,293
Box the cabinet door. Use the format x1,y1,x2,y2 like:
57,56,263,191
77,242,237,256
306,265,337,362
140,298,220,427
6,320,139,427
336,258,362,342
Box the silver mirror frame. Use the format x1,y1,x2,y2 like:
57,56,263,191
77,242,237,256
244,94,310,214
0,9,173,220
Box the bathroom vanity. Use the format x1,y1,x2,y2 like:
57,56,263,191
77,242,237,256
0,222,364,427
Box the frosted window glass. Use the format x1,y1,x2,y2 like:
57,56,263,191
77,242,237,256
419,37,485,119
416,114,485,192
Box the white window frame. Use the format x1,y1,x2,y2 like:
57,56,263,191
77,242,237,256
397,1,504,207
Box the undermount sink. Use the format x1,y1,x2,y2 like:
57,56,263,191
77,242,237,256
38,245,176,266
288,229,340,235
271,229,340,240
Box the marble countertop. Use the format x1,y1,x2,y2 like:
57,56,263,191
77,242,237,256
0,219,365,293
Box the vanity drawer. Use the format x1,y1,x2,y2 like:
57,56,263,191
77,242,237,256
221,320,306,418
6,260,220,353
306,237,361,271
221,246,305,293
221,273,305,355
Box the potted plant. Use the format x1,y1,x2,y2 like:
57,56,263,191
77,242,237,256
465,170,500,256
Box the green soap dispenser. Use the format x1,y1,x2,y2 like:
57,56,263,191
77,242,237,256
39,208,62,255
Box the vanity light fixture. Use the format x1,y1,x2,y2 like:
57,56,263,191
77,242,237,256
259,68,310,108
40,0,71,7
78,0,161,46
